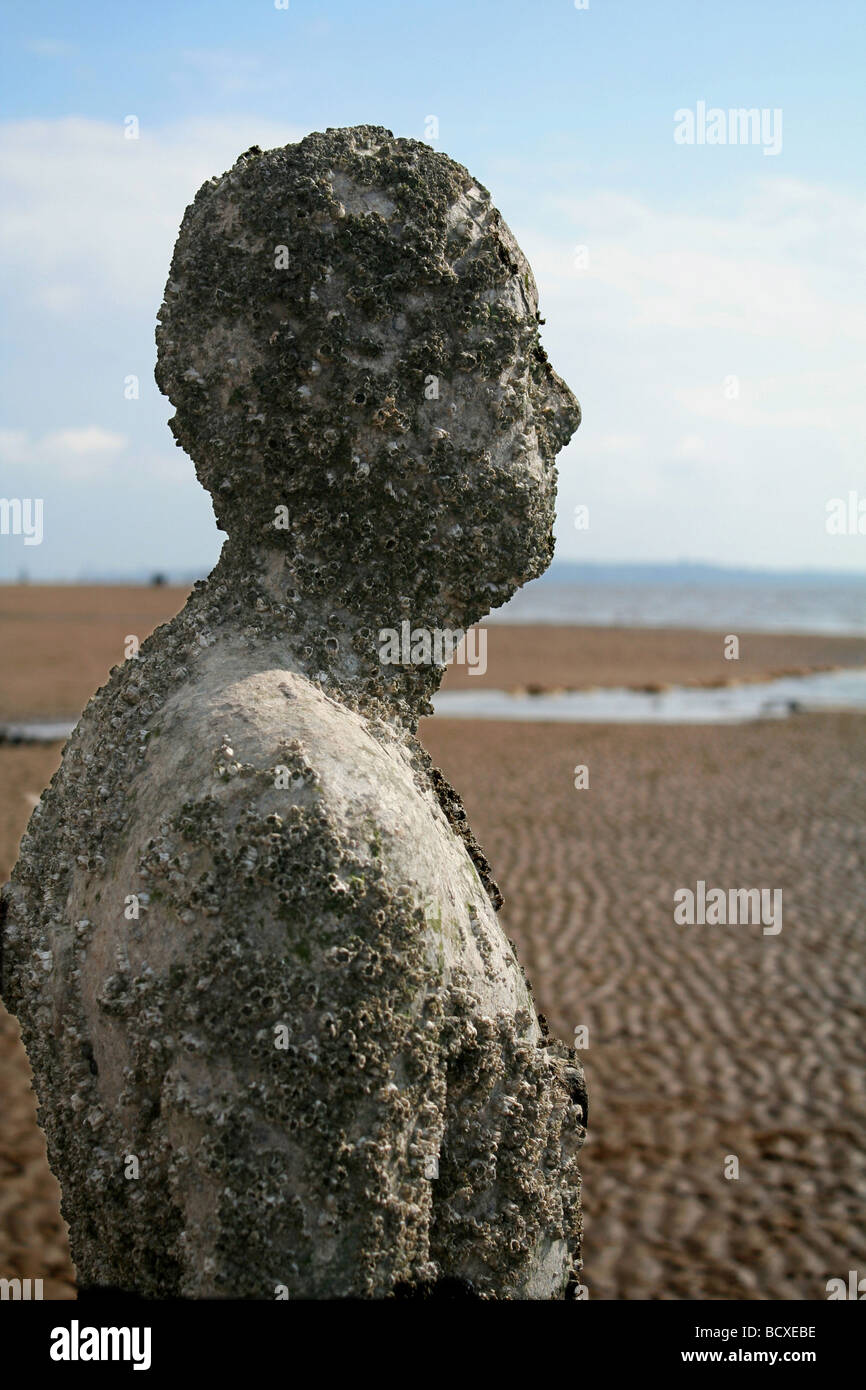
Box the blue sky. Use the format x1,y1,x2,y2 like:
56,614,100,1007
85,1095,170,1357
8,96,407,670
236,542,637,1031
1,0,864,579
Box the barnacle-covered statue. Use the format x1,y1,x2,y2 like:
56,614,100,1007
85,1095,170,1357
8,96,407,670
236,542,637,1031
1,126,585,1298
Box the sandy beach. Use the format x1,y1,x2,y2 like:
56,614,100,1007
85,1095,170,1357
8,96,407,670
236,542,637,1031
0,744,76,1297
421,713,866,1300
1,586,864,1299
444,624,866,693
2,585,865,721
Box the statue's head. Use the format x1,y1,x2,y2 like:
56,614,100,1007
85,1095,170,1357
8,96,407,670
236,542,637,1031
156,125,579,633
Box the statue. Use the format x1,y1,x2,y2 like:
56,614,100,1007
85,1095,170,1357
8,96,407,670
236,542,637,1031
1,126,585,1298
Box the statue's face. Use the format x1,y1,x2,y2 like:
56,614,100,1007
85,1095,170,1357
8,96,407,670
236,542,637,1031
156,130,580,625
366,216,580,617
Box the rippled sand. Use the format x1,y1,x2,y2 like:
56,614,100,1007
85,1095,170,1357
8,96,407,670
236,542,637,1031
0,745,74,1296
421,713,866,1299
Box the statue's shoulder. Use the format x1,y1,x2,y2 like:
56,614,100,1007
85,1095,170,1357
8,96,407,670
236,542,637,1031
149,660,419,830
140,660,503,941
53,656,445,902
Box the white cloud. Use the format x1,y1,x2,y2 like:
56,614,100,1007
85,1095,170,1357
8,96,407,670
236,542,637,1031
179,49,264,95
24,39,78,58
48,426,126,456
0,427,197,489
532,182,866,346
674,435,707,458
511,178,866,568
595,433,645,454
674,364,866,440
0,116,308,312
0,425,127,479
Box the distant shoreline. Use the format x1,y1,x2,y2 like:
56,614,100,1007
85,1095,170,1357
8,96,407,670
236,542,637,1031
2,559,865,586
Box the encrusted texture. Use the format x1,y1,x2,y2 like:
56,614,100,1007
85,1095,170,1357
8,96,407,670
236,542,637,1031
155,123,579,726
1,126,584,1298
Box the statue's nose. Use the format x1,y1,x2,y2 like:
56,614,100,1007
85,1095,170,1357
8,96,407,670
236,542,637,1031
541,366,581,449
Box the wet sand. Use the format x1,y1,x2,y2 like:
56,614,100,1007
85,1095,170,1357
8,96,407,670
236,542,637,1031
443,624,866,693
1,590,864,1298
420,713,866,1299
0,585,192,722
0,744,76,1297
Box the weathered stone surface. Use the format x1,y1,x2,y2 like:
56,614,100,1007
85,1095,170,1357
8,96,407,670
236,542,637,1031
0,126,584,1298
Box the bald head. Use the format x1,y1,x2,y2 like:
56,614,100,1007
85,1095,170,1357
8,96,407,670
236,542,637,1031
156,125,579,629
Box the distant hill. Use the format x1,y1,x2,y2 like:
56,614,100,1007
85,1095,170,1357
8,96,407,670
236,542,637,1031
542,560,866,588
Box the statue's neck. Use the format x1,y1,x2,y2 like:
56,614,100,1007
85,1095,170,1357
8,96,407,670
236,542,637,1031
196,538,457,730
